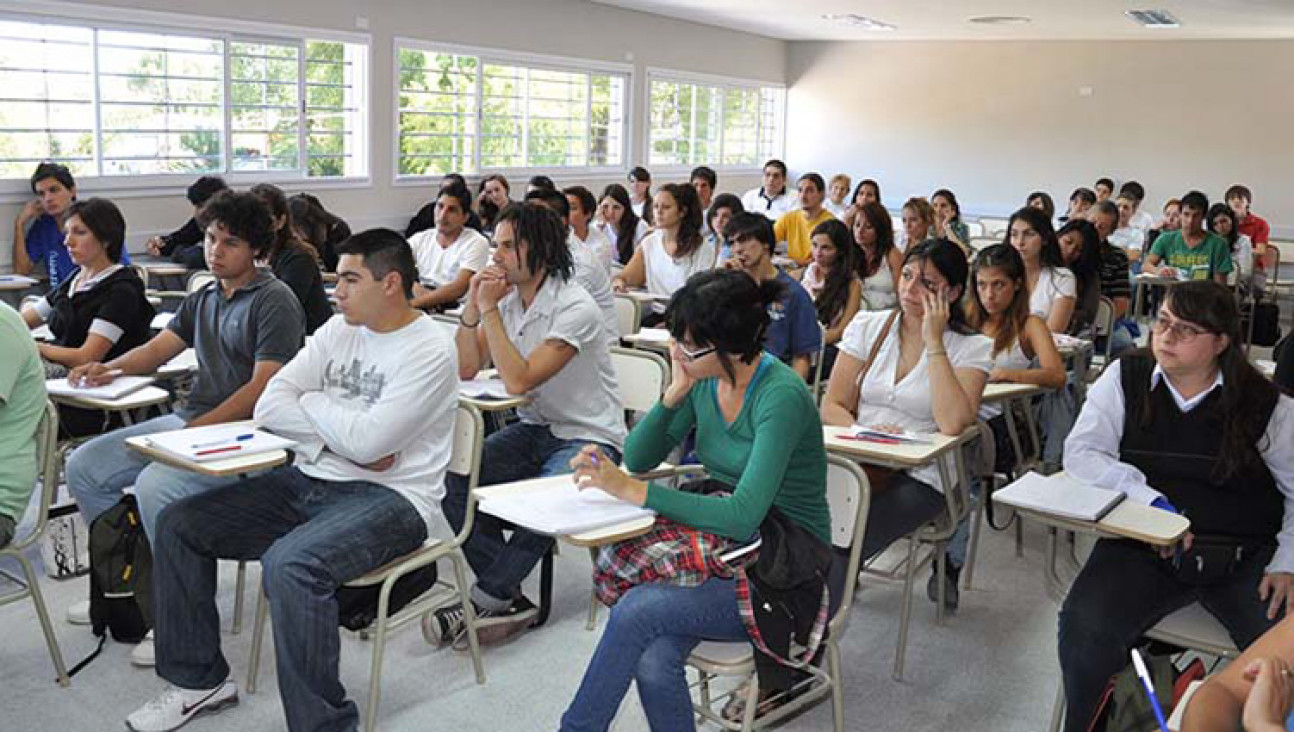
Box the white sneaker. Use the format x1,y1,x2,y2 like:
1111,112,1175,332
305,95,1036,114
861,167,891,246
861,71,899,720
66,599,90,626
125,681,238,732
131,630,155,667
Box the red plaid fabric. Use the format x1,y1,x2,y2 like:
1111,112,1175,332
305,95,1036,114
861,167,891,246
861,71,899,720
592,516,738,607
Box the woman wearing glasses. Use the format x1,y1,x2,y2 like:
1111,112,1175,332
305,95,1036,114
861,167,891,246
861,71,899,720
1058,280,1294,732
558,268,831,731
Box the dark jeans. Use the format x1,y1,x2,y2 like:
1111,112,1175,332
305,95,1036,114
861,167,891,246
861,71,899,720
441,421,621,610
152,466,427,732
860,473,946,562
1058,538,1279,732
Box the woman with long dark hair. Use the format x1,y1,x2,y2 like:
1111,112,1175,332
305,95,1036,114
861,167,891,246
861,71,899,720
1056,219,1103,337
1060,280,1294,732
287,193,351,272
1004,205,1075,334
477,174,512,235
706,193,744,266
853,201,903,311
612,184,713,322
800,219,862,376
931,188,970,250
1208,202,1255,290
595,183,648,265
250,184,331,334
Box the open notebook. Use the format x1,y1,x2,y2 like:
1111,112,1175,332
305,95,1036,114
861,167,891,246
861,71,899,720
993,471,1125,522
45,375,155,401
142,424,296,463
479,475,656,536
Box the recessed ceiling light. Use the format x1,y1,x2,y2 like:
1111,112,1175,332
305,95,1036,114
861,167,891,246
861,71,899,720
821,13,897,32
1126,9,1181,28
968,16,1032,25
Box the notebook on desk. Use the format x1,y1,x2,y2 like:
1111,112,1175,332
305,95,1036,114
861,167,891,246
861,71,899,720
479,475,656,536
45,375,155,401
142,425,296,463
994,471,1125,522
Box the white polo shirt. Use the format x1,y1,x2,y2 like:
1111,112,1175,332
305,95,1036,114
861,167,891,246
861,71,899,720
742,187,797,220
408,227,490,293
498,274,627,450
574,226,615,276
568,231,620,344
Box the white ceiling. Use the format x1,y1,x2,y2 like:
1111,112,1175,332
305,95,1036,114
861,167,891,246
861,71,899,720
590,0,1294,41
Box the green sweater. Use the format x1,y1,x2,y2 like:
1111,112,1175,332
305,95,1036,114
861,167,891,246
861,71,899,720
626,355,831,544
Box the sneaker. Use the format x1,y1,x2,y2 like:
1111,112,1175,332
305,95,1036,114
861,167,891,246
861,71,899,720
925,557,961,611
125,681,238,732
66,599,90,626
423,602,474,648
467,596,539,649
131,630,155,667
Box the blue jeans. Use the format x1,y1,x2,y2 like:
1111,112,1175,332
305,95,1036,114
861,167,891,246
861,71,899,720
65,414,245,542
442,421,620,609
152,466,427,732
560,578,749,732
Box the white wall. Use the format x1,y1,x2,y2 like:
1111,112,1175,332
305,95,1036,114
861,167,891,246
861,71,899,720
785,40,1294,236
0,0,786,269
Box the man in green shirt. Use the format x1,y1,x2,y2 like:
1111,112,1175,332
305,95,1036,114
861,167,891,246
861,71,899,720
0,301,47,547
1146,190,1233,284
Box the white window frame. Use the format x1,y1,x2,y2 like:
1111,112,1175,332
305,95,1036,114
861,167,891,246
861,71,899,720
392,38,633,187
0,0,371,203
645,67,785,174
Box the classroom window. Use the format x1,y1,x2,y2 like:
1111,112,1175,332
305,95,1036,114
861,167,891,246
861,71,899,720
396,42,628,178
647,74,784,169
0,16,368,183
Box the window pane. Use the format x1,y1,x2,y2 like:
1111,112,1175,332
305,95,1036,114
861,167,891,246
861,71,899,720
305,40,364,178
649,78,720,167
590,74,623,167
0,21,95,178
398,49,477,176
721,87,759,167
759,87,786,161
480,63,523,169
230,41,300,172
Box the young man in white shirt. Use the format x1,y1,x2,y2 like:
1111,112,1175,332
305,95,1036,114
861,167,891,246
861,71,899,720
408,185,490,312
437,203,626,646
690,166,717,233
741,159,796,220
564,185,614,275
1118,181,1156,233
125,228,460,732
527,189,619,343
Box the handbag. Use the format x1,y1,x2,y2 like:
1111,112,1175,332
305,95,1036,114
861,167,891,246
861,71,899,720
847,310,901,492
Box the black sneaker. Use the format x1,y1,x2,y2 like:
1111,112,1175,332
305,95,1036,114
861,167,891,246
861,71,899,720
925,557,961,611
423,602,476,648
461,596,539,649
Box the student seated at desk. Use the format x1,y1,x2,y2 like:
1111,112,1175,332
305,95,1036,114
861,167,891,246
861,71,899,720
852,201,902,311
841,178,882,231
0,301,46,549
706,193,744,267
821,238,991,562
1057,220,1103,338
13,162,129,288
125,229,457,732
799,219,862,377
1059,187,1096,226
565,185,615,275
596,183,649,267
526,189,619,343
898,197,937,252
1210,203,1256,292
1059,281,1294,732
1182,613,1294,732
436,203,626,647
612,184,715,326
725,212,822,380
741,159,795,221
931,188,970,252
144,176,227,270
406,172,483,239
1028,190,1056,220
477,174,513,237
1006,205,1076,335
20,198,155,436
288,192,351,273
1089,202,1137,354
250,184,331,335
773,172,835,266
1144,190,1234,284
627,167,654,225
407,184,490,313
556,268,831,731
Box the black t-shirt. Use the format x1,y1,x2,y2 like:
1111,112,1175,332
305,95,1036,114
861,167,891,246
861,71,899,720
46,266,155,362
271,245,332,335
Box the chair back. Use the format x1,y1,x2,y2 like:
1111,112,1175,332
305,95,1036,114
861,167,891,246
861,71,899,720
809,323,827,397
8,401,59,553
825,455,871,635
610,346,669,414
963,220,985,238
614,294,641,338
447,403,485,544
187,271,215,293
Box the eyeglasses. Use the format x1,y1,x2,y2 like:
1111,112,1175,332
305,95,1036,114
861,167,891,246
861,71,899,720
676,342,717,362
1151,316,1211,342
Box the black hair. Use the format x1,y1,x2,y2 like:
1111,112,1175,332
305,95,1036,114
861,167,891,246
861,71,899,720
932,188,962,220
853,201,895,279
66,198,127,263
1003,206,1064,268
659,183,704,258
250,183,320,264
336,228,418,299
198,190,276,257
966,243,1031,356
798,172,826,194
762,159,788,177
1207,202,1241,252
288,193,348,251
1147,281,1280,482
1225,184,1253,205
496,203,573,282
853,178,882,206
902,239,975,335
1119,180,1146,203
30,162,75,194
600,183,641,265
1181,190,1209,214
706,193,744,238
437,184,474,221
810,218,858,329
1069,187,1097,206
664,268,785,384
525,188,571,221
186,176,228,207
724,211,776,254
1095,177,1115,192
441,173,468,190
563,185,597,219
690,166,717,189
1027,191,1056,220
628,166,651,184
527,174,556,192
1057,219,1102,300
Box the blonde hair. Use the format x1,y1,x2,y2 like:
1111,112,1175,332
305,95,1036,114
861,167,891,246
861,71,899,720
829,173,852,190
902,196,935,228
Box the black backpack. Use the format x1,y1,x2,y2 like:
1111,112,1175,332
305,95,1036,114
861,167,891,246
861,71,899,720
69,495,153,676
335,563,439,632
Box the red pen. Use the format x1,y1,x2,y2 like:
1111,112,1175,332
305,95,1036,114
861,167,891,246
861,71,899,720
196,445,242,457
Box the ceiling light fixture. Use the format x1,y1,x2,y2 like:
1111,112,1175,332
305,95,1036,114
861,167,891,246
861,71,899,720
1126,9,1181,28
968,16,1032,26
821,13,897,32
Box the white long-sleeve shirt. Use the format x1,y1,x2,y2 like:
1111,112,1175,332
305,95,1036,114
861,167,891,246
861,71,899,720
1064,359,1294,573
254,313,459,538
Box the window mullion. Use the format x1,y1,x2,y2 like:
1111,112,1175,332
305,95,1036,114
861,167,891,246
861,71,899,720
717,86,727,167
221,37,233,173
297,40,307,174
91,29,104,176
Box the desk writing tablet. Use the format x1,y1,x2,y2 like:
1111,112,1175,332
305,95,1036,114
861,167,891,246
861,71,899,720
823,425,968,467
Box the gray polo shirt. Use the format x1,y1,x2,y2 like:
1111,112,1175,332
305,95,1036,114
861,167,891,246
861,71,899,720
167,271,305,419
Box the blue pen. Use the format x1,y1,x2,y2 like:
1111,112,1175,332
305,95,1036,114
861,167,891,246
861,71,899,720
1131,649,1171,732
191,434,255,450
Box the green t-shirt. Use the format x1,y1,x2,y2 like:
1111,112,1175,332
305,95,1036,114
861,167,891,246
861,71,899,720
1149,230,1234,279
624,354,831,544
0,302,47,523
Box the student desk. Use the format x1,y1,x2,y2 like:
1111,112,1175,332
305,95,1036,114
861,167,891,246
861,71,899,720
1132,272,1182,321
621,329,671,354
618,290,671,307
981,382,1047,473
50,385,173,427
457,383,529,412
0,274,39,307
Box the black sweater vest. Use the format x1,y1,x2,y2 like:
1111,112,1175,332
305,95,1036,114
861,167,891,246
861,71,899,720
1119,353,1281,541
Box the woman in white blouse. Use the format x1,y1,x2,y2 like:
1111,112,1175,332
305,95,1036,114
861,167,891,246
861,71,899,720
1007,205,1076,334
612,183,714,323
852,201,903,312
821,239,992,562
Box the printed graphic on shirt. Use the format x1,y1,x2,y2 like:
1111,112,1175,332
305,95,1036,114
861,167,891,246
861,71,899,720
323,357,387,406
